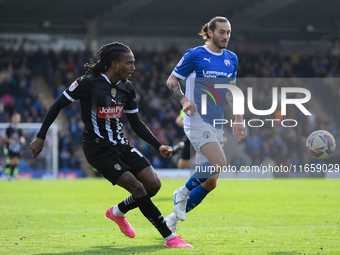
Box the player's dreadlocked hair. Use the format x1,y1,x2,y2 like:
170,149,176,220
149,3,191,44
199,16,229,41
84,41,131,75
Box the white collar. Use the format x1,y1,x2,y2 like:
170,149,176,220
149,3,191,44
100,73,121,86
100,73,112,84
203,45,224,56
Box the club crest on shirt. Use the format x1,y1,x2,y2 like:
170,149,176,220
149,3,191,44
69,81,79,91
224,59,230,67
111,88,117,98
114,163,122,171
203,131,210,139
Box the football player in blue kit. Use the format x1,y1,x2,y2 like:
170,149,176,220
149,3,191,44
165,16,246,234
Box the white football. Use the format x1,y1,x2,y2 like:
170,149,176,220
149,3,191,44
306,130,336,159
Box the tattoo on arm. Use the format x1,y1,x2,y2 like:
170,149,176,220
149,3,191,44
167,82,185,102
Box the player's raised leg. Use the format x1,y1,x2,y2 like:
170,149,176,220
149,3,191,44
105,166,161,238
172,142,225,221
105,164,164,229
115,169,193,247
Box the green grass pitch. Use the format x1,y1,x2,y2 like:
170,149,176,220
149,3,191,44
1,178,339,255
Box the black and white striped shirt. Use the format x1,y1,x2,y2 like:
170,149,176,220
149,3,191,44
2,125,23,153
63,73,138,144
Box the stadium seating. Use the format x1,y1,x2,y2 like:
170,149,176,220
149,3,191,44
1,44,339,175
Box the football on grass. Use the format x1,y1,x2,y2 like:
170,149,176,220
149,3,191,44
306,130,336,159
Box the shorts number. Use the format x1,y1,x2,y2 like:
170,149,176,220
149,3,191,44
131,148,143,157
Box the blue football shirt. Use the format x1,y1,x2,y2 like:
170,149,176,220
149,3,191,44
172,45,238,129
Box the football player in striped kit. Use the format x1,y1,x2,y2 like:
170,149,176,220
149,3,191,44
30,42,192,248
1,113,26,181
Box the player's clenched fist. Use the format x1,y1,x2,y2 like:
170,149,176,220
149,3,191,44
159,145,173,159
30,137,45,158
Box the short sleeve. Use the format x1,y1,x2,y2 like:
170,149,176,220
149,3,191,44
123,84,138,114
172,49,196,80
63,76,89,102
231,53,238,84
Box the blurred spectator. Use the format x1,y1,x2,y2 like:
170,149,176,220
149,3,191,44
230,151,246,170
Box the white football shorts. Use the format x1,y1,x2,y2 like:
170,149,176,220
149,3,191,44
184,114,224,165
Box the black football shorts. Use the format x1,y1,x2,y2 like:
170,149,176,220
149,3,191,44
83,140,151,185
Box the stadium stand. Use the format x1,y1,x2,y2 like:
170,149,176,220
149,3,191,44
1,42,339,176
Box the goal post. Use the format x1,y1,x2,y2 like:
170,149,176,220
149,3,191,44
0,123,58,178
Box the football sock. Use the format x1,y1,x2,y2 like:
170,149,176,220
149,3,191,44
117,192,157,214
112,205,125,216
135,195,174,239
186,185,210,212
184,161,216,191
168,212,178,221
117,194,137,214
178,185,190,196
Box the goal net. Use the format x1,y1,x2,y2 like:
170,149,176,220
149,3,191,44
0,123,58,179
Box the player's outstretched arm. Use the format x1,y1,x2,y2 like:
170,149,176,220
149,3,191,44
30,94,72,158
126,112,164,150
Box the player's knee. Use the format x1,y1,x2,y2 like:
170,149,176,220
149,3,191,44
129,181,147,197
118,174,147,197
147,179,161,196
213,156,226,169
218,155,227,167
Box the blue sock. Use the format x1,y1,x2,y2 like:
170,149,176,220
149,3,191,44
186,185,210,212
185,161,216,191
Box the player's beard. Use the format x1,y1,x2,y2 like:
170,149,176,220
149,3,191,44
212,35,228,49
